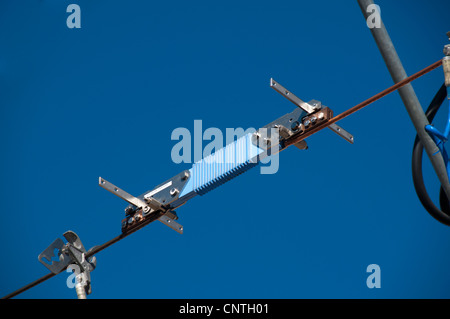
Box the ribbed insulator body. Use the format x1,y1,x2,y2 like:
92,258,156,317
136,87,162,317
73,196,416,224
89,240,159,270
192,133,262,196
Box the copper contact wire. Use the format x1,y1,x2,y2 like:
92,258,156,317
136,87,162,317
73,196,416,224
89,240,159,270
286,59,443,147
2,59,443,299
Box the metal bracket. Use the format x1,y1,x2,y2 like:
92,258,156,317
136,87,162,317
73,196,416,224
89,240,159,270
328,123,354,144
270,78,354,144
38,237,71,274
38,231,97,298
270,78,319,113
158,214,183,234
99,177,184,234
99,177,161,213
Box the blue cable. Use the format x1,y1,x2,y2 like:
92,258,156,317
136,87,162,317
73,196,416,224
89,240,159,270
425,95,450,181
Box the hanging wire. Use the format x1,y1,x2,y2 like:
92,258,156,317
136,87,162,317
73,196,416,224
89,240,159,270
2,59,444,299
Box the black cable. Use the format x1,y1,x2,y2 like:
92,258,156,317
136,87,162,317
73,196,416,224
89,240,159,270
1,273,56,299
2,210,164,299
411,83,450,226
2,233,128,299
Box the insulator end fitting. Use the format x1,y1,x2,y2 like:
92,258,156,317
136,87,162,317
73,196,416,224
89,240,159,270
443,56,450,88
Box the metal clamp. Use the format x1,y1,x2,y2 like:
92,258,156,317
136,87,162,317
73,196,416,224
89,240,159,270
99,177,184,234
270,78,354,144
38,231,97,299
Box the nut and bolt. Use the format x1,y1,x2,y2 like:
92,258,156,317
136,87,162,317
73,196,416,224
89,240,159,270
181,171,190,180
298,123,305,133
291,121,306,134
444,44,450,56
251,132,261,145
170,188,179,197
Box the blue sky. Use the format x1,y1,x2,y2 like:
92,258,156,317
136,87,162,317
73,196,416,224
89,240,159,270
1,0,450,299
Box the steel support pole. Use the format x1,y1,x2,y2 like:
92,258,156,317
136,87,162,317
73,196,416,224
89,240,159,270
357,0,450,201
75,275,87,299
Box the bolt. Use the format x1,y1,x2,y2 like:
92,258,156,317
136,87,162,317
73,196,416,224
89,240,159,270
444,44,450,56
303,118,311,127
251,132,260,144
298,123,305,133
291,121,300,131
128,217,134,225
318,112,324,120
181,171,189,180
170,188,179,197
310,116,317,124
143,206,150,213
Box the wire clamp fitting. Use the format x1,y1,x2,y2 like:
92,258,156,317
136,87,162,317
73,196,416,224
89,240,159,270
38,231,97,298
99,177,184,234
269,78,354,144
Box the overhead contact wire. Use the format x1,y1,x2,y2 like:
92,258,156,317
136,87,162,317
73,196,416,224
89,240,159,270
2,59,443,299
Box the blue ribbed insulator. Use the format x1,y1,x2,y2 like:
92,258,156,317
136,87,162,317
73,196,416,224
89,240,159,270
192,133,262,196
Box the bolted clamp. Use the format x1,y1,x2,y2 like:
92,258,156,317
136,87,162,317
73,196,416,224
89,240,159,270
98,177,184,234
38,231,97,299
443,31,450,91
270,78,355,144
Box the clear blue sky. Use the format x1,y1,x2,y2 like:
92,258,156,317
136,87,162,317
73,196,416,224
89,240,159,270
1,0,450,299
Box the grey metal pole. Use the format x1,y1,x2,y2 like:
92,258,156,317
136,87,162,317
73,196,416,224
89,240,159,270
75,280,87,299
357,0,450,201
74,274,87,299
